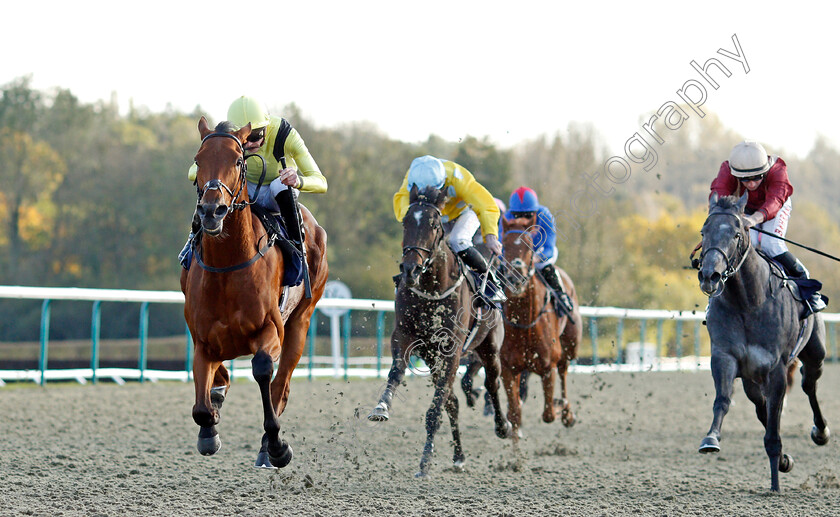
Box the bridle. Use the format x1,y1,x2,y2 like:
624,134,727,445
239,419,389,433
401,201,445,274
698,210,751,295
194,132,267,214
499,228,552,328
400,200,466,300
500,229,535,293
190,131,272,274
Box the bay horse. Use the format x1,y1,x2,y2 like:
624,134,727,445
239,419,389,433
180,117,328,468
498,214,582,441
368,185,511,477
697,193,829,492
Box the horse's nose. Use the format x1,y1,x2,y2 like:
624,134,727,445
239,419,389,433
403,263,420,287
197,203,227,235
698,269,721,295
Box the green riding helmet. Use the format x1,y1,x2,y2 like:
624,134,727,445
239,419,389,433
227,96,271,130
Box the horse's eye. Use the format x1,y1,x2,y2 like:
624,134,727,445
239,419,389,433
236,158,243,168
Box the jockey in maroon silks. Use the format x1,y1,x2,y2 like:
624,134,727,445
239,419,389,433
710,140,826,312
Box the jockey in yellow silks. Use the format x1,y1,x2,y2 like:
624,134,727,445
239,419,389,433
394,155,505,305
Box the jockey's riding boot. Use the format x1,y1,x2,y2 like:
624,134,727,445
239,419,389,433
774,251,827,313
539,264,574,316
456,247,506,306
275,188,304,253
178,210,202,270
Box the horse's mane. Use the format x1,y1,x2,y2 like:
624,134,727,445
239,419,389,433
214,120,238,134
713,195,742,210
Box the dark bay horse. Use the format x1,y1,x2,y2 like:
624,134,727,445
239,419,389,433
368,185,511,477
697,193,829,492
180,117,328,468
499,215,582,441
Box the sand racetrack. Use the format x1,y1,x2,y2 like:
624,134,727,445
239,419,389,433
2,363,840,516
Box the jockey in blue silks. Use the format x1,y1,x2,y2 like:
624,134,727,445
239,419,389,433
502,186,574,315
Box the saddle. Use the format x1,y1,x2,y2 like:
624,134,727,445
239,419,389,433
249,204,306,287
759,251,828,319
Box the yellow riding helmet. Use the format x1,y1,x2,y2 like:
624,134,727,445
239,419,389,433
227,96,271,130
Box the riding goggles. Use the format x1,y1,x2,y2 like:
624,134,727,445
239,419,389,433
246,127,266,143
510,211,536,219
738,173,765,183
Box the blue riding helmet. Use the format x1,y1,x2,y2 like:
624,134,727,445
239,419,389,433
407,155,446,190
509,186,539,212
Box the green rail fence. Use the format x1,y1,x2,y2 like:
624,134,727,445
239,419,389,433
2,285,838,385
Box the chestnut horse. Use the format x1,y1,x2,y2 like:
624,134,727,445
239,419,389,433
180,117,328,468
498,214,582,441
368,185,511,477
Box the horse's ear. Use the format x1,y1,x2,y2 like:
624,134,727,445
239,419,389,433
435,186,450,207
709,192,719,210
234,123,252,144
737,192,749,212
198,116,212,139
409,183,419,201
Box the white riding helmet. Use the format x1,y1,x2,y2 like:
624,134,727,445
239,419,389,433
728,141,771,177
407,155,446,190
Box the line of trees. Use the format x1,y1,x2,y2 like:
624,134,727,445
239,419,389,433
1,76,838,340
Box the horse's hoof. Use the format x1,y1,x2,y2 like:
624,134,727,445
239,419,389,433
197,427,221,456
414,470,429,479
698,436,720,453
368,404,390,422
453,456,466,472
254,451,276,469
561,409,576,428
812,425,831,446
496,420,513,439
779,453,794,473
268,441,293,469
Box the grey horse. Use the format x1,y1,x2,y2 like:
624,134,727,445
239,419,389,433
697,193,830,492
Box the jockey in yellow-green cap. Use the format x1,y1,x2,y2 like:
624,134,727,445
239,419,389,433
180,96,326,267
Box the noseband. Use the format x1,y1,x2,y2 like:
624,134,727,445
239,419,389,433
699,211,750,290
402,201,445,274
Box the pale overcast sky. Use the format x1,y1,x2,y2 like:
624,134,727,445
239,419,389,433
3,0,838,158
